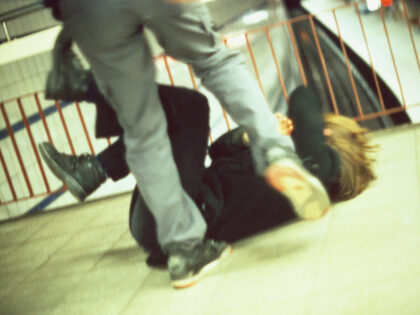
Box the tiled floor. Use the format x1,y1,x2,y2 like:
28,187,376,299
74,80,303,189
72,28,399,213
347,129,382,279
1,122,420,315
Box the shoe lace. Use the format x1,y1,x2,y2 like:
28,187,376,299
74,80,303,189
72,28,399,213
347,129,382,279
72,154,92,170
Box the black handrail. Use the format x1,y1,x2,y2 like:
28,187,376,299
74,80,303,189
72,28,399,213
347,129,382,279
0,1,45,24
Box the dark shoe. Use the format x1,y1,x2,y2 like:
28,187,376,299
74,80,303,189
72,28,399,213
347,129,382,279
146,252,168,269
265,147,330,220
167,239,232,289
38,142,106,201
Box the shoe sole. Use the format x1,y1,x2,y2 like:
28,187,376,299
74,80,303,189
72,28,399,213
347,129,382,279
265,160,330,220
38,143,87,201
171,245,233,289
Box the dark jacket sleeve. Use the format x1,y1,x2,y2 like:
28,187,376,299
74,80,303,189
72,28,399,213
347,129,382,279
287,86,340,190
209,86,341,191
208,127,246,161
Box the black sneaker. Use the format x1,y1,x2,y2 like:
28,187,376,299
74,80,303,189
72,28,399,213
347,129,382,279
146,252,168,269
167,239,232,289
265,147,330,220
38,142,106,201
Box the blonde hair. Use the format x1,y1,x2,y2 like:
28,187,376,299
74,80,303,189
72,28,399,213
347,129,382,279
324,114,378,202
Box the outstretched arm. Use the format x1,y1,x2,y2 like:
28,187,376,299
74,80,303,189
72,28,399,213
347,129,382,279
287,86,340,189
209,112,294,161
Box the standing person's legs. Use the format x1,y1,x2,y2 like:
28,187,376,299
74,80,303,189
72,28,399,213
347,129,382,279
39,85,210,202
137,1,330,220
138,1,294,171
129,87,211,264
58,0,206,250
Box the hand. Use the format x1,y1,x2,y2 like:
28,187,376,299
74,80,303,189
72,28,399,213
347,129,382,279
242,113,293,145
323,128,332,137
274,112,294,135
242,132,250,145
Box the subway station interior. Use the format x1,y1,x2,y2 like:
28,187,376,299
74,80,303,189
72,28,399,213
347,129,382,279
0,0,419,314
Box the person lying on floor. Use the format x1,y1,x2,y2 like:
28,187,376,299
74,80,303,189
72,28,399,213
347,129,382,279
39,83,378,267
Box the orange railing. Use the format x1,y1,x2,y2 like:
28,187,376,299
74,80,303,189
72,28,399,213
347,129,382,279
0,0,419,211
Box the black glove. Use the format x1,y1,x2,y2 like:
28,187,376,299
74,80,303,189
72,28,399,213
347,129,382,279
45,26,94,102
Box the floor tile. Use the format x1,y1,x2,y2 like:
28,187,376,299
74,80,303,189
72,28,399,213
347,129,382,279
308,275,420,315
120,269,221,315
0,212,55,245
203,297,310,315
29,203,106,240
0,273,85,314
310,228,420,296
0,233,73,288
48,264,151,315
1,122,419,314
82,194,131,228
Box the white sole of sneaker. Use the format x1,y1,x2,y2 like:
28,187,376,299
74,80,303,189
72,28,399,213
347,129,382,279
171,245,233,289
265,159,330,220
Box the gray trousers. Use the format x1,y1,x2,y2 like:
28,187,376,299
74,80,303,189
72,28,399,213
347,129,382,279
58,0,294,249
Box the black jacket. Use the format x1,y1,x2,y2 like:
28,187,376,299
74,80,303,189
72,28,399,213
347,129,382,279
203,86,341,242
97,84,340,243
87,84,204,139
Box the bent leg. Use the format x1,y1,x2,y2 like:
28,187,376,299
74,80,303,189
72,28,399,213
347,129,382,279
59,0,206,250
129,188,160,254
129,88,210,251
96,138,129,181
138,1,294,171
96,85,211,195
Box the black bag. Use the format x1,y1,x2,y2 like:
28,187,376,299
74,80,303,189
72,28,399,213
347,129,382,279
45,26,93,102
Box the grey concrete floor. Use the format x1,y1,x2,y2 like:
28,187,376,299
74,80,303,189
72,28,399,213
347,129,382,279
1,121,420,315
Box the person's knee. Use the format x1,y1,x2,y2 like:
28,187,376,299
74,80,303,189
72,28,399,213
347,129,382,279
191,48,244,80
